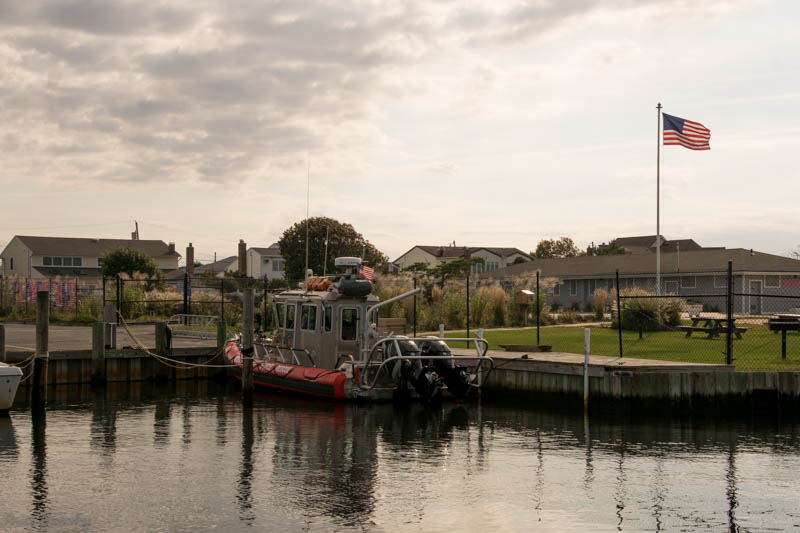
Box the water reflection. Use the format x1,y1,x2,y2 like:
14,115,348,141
30,407,48,527
4,383,800,532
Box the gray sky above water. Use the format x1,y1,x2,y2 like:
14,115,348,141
1,0,798,264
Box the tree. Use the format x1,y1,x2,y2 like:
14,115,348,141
402,262,431,275
595,240,628,256
533,237,579,259
429,257,485,287
512,256,528,265
278,216,388,281
102,247,163,280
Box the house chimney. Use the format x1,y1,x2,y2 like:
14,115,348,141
238,239,247,275
168,242,175,254
186,243,195,276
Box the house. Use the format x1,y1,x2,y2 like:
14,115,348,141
394,245,532,274
480,247,800,315
1,235,181,280
612,235,705,255
246,243,286,281
166,256,238,280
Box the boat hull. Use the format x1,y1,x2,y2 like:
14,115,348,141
0,364,23,414
224,341,348,400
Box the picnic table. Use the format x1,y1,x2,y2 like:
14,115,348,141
677,316,748,339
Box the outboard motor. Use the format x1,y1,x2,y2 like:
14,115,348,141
419,340,473,399
388,339,441,403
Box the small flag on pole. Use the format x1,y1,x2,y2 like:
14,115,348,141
359,263,374,280
663,113,710,150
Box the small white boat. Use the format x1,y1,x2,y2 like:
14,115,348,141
0,363,23,414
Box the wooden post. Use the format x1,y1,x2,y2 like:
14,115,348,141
0,324,5,363
155,322,170,382
242,288,254,397
33,290,49,405
584,328,590,410
216,320,228,379
91,322,106,384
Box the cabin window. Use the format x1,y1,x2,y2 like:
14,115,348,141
341,308,358,341
275,303,285,328
324,305,332,332
285,304,296,330
300,304,317,331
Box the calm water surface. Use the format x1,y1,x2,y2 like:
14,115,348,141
1,383,799,532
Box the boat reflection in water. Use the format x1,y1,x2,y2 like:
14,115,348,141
3,383,800,532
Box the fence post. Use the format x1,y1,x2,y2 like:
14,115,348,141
91,322,105,384
726,260,733,366
616,269,623,358
0,324,5,362
33,291,49,406
413,277,417,337
115,275,121,325
263,277,268,330
183,272,189,318
242,288,254,398
439,324,444,339
536,271,541,345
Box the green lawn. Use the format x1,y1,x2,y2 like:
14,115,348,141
443,326,800,372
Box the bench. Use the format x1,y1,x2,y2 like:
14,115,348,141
378,317,407,336
677,323,747,339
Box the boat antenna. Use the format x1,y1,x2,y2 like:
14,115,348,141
323,225,329,277
304,157,310,292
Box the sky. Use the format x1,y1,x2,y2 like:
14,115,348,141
1,0,799,265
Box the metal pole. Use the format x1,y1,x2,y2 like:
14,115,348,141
220,278,225,323
616,269,623,358
584,328,590,409
726,260,733,365
656,102,662,296
413,277,417,337
536,271,541,345
263,277,268,330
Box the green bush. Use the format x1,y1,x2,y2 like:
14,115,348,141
615,288,683,331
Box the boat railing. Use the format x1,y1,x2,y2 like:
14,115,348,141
358,336,492,392
255,341,316,367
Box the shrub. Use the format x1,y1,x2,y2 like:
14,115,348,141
592,288,608,320
615,288,684,331
558,310,578,324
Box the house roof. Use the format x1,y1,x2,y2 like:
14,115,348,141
11,236,180,258
395,245,531,263
249,243,282,257
479,248,800,280
33,267,104,278
167,256,238,279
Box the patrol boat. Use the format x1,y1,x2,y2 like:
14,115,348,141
223,257,493,402
0,363,23,414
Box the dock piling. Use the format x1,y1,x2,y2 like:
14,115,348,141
91,322,106,384
242,288,254,397
583,328,590,409
155,322,170,381
33,291,49,405
216,321,228,379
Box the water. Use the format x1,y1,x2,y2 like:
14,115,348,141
2,384,799,532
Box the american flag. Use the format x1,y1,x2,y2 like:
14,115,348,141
359,263,374,280
663,113,710,151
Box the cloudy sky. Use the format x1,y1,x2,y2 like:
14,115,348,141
1,0,798,264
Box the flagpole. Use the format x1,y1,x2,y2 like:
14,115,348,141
656,102,662,296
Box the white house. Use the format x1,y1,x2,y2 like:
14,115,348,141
1,235,181,279
393,245,532,274
246,243,286,281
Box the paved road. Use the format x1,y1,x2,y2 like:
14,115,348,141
1,322,217,351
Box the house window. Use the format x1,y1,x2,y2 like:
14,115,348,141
74,257,82,267
275,303,286,328
285,304,296,330
569,280,577,296
714,275,727,289
9,257,13,271
300,304,317,331
553,284,560,296
765,275,780,288
43,257,52,266
341,308,358,341
63,257,73,266
324,305,332,332
272,259,285,272
53,257,62,266
681,276,696,289
98,258,104,267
